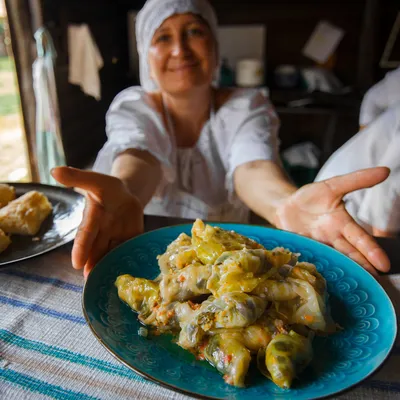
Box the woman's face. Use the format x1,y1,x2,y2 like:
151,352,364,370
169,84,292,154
148,13,217,94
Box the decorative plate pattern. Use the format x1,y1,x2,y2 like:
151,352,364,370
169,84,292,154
83,224,397,400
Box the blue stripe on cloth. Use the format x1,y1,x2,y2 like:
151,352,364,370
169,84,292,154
363,380,400,392
1,330,399,396
0,368,99,400
0,329,142,381
0,270,83,293
0,296,85,325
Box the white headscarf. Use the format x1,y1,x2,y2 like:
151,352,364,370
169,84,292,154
135,0,219,92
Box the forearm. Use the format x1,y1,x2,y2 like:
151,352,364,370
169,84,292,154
234,160,297,226
111,149,162,208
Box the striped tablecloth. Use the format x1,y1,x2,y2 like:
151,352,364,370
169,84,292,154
0,243,399,400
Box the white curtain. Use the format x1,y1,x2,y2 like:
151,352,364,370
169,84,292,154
33,27,66,185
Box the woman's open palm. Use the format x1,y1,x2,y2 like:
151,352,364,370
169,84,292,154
275,167,391,276
52,167,144,278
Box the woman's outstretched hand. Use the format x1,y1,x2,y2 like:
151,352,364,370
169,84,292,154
275,167,391,277
52,167,144,279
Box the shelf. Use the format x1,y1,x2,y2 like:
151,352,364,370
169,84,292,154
269,89,361,116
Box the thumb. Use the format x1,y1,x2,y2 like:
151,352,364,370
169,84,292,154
51,167,122,203
51,166,99,189
322,167,390,198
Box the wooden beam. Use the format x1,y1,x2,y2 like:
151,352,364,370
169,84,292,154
29,0,44,32
357,0,380,90
5,0,39,181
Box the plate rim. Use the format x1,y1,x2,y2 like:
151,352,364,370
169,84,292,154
1,182,85,200
0,182,84,266
82,223,398,400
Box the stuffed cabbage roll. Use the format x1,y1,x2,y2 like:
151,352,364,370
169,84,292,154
178,319,206,350
283,278,335,333
159,262,212,303
209,323,275,353
289,262,326,295
211,293,267,329
258,330,313,389
203,333,251,387
269,247,299,268
252,279,299,301
115,275,160,324
207,249,274,296
155,301,197,330
157,233,198,275
191,219,264,265
194,293,267,331
177,293,267,349
254,277,335,333
241,325,273,352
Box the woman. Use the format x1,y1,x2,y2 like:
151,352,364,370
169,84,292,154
52,0,390,278
316,103,400,238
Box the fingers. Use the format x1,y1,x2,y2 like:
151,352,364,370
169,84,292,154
332,236,378,277
82,237,124,280
343,221,391,273
323,167,390,198
83,264,93,280
85,232,112,271
71,199,101,270
51,167,121,204
109,239,122,251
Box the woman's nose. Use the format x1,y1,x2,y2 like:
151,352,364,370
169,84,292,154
171,36,189,56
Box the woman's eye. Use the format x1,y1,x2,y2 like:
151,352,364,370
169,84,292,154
187,27,204,37
155,34,171,43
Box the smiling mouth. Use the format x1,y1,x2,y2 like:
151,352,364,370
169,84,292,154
168,62,199,72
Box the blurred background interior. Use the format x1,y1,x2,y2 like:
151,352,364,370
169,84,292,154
1,0,399,187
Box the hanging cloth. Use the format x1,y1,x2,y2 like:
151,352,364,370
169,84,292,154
33,27,66,185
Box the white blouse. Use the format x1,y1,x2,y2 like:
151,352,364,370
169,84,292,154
316,104,400,233
93,87,280,222
359,67,400,126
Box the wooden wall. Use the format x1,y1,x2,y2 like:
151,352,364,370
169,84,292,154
42,0,135,167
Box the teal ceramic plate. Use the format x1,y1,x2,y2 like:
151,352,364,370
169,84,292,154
83,224,397,400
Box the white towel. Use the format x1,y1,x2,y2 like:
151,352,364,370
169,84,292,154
68,24,104,100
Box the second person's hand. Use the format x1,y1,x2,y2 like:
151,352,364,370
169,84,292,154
274,167,391,277
51,166,144,279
